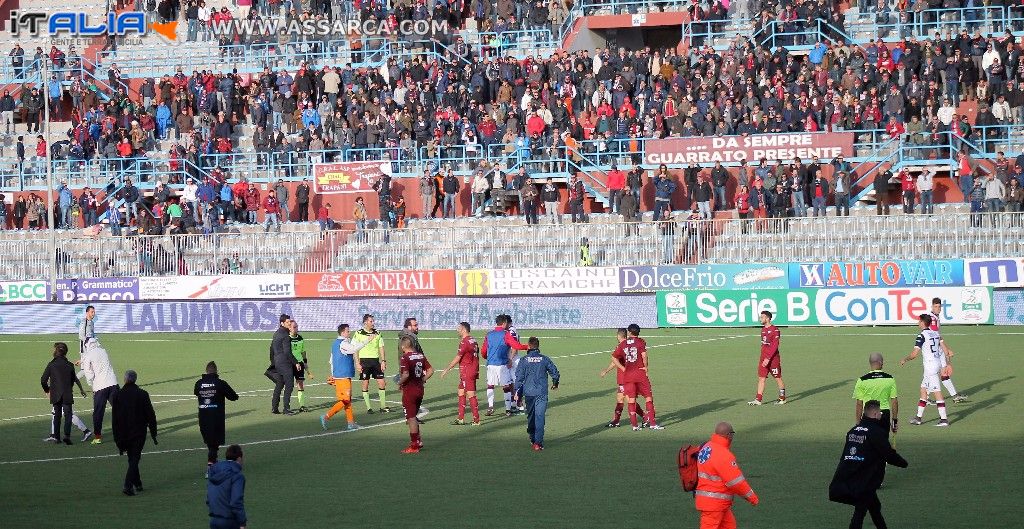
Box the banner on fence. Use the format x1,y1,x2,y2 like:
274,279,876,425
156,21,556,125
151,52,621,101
139,275,295,300
0,295,658,334
644,132,854,165
0,281,49,303
313,161,390,194
789,260,964,289
964,258,1024,288
294,270,456,298
620,264,787,293
56,278,139,302
456,267,620,296
657,287,992,327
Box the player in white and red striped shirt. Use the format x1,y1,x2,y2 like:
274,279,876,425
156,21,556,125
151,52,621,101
930,297,968,403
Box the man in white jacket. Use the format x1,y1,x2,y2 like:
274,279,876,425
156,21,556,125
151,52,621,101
917,167,935,215
78,341,119,445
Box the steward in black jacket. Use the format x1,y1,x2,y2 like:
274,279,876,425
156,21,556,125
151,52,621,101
829,400,908,529
195,361,239,466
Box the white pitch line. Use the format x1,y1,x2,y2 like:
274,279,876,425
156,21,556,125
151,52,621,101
0,404,428,466
547,334,748,360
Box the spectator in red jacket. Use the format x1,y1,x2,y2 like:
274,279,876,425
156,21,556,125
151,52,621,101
244,184,260,224
900,169,916,214
885,116,905,139
606,164,626,214
262,192,280,232
526,110,546,137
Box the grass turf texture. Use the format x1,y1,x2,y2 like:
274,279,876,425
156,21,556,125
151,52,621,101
0,326,1019,528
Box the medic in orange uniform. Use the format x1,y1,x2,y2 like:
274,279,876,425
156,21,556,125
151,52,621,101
695,422,759,529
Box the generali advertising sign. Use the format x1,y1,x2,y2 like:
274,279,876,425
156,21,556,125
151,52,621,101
294,270,456,298
313,161,389,194
644,132,854,165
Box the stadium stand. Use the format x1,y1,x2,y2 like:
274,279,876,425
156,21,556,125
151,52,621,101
1,0,1024,281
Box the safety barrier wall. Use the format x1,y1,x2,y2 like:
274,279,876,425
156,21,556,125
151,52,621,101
2,259,1023,332
0,295,658,334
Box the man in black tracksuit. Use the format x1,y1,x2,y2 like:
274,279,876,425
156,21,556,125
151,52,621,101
271,314,298,415
829,400,908,529
41,342,86,445
195,361,239,470
112,370,158,496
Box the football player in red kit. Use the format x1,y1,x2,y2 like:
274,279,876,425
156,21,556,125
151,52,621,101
600,328,645,427
748,310,786,406
611,324,663,431
398,336,433,453
440,322,482,426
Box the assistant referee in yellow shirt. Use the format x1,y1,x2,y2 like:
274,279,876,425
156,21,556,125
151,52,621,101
853,353,899,435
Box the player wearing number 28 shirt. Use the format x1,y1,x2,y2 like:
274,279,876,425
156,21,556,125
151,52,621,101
749,311,787,406
610,324,662,431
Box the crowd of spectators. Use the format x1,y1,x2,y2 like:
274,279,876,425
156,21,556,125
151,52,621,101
4,0,1024,234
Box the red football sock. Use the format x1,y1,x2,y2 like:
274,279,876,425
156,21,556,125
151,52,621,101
628,402,638,427
613,403,624,422
469,396,480,421
645,400,657,426
409,432,417,444
458,394,467,421
756,393,763,402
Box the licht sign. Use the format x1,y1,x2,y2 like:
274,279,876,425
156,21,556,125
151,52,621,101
789,260,964,288
138,275,295,300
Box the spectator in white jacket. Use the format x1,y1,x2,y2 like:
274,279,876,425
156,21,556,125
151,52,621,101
937,98,956,127
984,172,1006,212
77,341,119,444
917,167,935,215
471,170,490,217
183,181,199,222
992,95,1012,124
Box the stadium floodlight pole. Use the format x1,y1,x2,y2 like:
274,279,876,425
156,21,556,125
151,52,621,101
43,60,57,300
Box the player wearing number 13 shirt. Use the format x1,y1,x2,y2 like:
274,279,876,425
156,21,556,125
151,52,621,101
610,324,662,431
748,310,787,406
398,336,434,453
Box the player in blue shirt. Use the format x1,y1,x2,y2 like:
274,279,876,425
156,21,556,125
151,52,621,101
482,315,529,417
320,324,359,431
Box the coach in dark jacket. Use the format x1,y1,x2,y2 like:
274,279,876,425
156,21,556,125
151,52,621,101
270,314,298,415
112,370,158,496
829,400,908,529
195,361,239,467
41,342,86,444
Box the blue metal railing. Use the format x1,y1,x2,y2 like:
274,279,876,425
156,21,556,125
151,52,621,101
3,124,1020,193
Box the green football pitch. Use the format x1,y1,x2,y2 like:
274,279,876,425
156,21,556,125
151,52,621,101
1,326,1020,528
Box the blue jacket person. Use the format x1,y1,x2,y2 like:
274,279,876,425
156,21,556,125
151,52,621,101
513,337,560,451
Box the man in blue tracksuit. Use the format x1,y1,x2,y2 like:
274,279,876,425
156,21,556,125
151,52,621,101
207,444,247,529
514,337,560,451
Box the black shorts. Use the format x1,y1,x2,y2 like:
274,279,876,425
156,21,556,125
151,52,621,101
293,362,306,381
359,359,385,380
